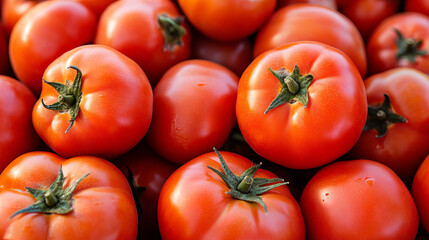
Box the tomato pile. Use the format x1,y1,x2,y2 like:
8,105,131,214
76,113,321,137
0,0,428,239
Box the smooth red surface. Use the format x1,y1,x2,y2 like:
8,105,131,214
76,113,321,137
300,159,419,239
146,59,238,164
412,154,429,234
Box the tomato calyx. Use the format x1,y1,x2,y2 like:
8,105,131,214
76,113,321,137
9,166,89,219
157,14,186,51
394,28,427,63
364,93,407,138
207,148,288,213
41,65,83,133
265,65,313,114
125,166,146,217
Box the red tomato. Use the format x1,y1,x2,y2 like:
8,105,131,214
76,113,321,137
347,67,429,185
146,59,238,165
0,76,40,173
339,0,400,40
237,41,367,169
0,151,138,239
300,159,419,239
158,150,305,240
114,142,178,240
253,4,367,77
406,0,429,17
9,1,97,96
412,154,429,234
276,0,337,10
2,0,116,37
32,44,153,160
95,0,191,86
177,0,276,42
366,12,429,75
190,30,253,77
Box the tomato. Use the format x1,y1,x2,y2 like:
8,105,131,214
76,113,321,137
300,159,419,239
190,30,253,77
146,59,238,165
339,0,400,40
237,41,367,169
0,151,138,239
347,67,429,185
2,0,116,37
9,1,97,96
276,0,337,10
406,0,429,17
253,4,367,77
95,0,190,86
412,154,429,234
158,149,305,240
0,76,40,173
114,141,178,240
32,44,153,160
177,0,276,42
0,25,10,76
366,12,429,75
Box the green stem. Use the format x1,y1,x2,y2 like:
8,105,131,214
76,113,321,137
44,189,58,207
157,14,186,51
237,176,253,193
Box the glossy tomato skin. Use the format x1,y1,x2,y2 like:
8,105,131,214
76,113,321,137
0,76,40,173
178,0,276,42
146,59,238,165
95,0,191,86
253,4,367,77
190,30,253,77
237,41,367,169
9,1,97,96
0,151,138,239
406,0,429,16
366,12,429,75
158,151,305,240
114,142,178,240
339,0,400,40
412,154,429,234
347,67,429,185
300,159,419,239
276,0,337,10
32,44,153,160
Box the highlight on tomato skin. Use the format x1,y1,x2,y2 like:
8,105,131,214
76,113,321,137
300,159,419,240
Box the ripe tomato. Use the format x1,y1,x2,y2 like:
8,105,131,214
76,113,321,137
412,154,429,234
2,0,116,37
300,159,419,239
146,59,238,165
347,67,429,185
177,0,276,42
339,0,400,40
366,12,429,75
237,41,367,169
0,151,138,239
158,149,305,240
253,4,367,77
406,0,429,17
32,44,153,160
114,142,178,240
0,76,40,173
190,30,253,77
9,1,97,96
95,0,191,86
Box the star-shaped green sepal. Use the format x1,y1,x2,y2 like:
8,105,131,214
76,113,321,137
364,93,407,138
394,28,427,63
41,65,83,133
207,148,288,213
265,65,313,114
10,166,90,219
157,14,186,51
